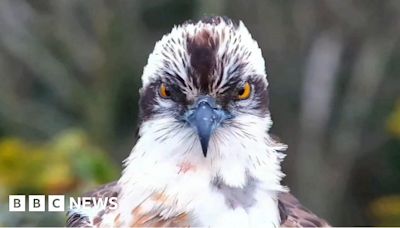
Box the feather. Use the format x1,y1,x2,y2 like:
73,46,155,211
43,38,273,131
67,182,330,227
66,16,330,227
66,182,120,227
278,192,330,227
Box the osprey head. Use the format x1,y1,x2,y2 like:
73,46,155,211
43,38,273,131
139,16,271,158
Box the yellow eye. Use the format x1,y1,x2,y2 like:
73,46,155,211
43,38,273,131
160,83,170,98
237,82,251,100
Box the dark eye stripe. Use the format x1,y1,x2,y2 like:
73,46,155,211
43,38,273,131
160,82,188,105
165,71,186,87
219,77,242,94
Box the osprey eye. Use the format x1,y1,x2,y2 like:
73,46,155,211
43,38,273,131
159,83,171,98
237,82,251,100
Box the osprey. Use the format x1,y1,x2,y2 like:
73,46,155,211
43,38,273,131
67,16,329,227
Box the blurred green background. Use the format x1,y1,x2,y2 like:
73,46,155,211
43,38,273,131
0,0,399,226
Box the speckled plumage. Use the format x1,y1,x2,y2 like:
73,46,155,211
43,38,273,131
67,16,329,227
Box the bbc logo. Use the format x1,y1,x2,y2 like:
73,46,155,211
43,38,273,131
9,195,65,212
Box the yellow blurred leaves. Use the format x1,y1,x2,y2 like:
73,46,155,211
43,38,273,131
369,195,400,226
0,129,119,199
387,101,400,138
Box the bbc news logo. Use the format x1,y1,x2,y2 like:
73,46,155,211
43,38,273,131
9,195,118,212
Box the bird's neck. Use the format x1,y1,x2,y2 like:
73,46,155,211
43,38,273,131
121,117,287,188
117,118,287,225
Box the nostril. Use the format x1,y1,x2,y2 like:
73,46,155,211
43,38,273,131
198,100,211,107
196,96,217,108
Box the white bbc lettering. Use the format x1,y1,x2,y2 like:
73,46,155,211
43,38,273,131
69,196,81,209
29,195,45,212
48,195,65,212
68,197,118,210
9,195,26,212
8,195,118,212
92,197,108,209
108,197,118,210
82,197,93,208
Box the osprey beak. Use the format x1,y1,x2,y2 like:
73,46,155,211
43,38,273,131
185,96,230,157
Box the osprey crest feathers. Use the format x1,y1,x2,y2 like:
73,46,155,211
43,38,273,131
67,16,329,227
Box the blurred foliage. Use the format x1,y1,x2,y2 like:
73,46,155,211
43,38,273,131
0,129,119,226
369,195,400,226
387,100,400,139
0,129,118,197
365,106,400,226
